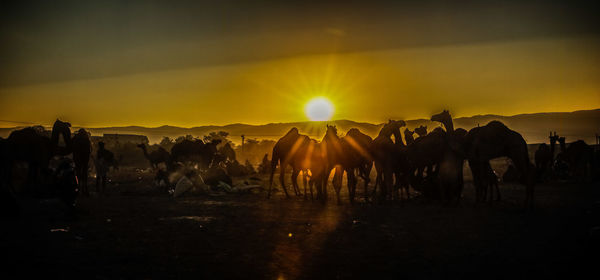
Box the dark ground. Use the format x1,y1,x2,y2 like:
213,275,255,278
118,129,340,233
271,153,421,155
2,171,599,279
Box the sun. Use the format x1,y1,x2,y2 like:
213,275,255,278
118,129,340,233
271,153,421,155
305,97,334,121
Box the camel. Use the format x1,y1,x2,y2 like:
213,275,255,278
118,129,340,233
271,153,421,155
371,120,408,201
549,132,559,160
72,129,91,196
335,128,374,203
558,136,566,154
414,125,428,138
429,110,470,204
1,120,78,213
465,121,535,209
170,138,221,169
404,129,415,145
3,120,72,192
95,142,119,194
430,110,454,133
320,125,346,203
268,128,322,199
534,143,552,181
137,143,171,169
557,140,594,181
218,142,236,163
406,125,446,189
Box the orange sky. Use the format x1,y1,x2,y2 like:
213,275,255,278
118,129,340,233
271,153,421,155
1,1,598,127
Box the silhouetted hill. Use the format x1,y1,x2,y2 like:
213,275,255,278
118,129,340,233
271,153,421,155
1,109,598,144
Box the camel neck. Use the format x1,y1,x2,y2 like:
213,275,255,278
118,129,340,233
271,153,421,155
443,119,454,132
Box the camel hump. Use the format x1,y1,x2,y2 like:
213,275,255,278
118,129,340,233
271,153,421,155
285,127,299,136
486,120,510,130
347,128,360,134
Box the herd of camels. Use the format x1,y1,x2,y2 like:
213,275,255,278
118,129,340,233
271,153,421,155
268,110,537,208
1,110,596,212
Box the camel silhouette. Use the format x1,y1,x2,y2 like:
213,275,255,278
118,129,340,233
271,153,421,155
72,129,91,196
549,132,559,159
320,125,347,203
406,124,446,192
534,143,552,181
171,139,221,170
371,120,408,201
465,121,535,209
414,125,428,138
430,110,454,132
4,120,72,192
215,142,236,165
339,128,374,203
430,110,469,204
404,128,415,145
268,128,320,198
557,140,594,181
137,143,171,169
95,142,119,194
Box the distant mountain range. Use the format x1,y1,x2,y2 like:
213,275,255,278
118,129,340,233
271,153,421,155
1,109,599,145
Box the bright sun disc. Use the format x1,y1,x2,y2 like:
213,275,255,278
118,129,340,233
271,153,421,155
305,97,334,121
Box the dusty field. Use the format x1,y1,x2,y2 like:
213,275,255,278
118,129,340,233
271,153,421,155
2,170,599,279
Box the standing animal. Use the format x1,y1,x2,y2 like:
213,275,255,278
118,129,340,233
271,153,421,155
218,142,236,163
337,128,374,203
371,120,407,201
430,110,469,204
534,143,552,181
320,125,347,203
268,128,322,199
465,121,535,209
1,119,78,212
170,139,221,169
72,129,92,196
404,129,416,145
137,143,171,169
95,142,118,194
558,140,594,181
414,125,428,138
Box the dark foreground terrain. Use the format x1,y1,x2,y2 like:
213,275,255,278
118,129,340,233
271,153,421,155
2,172,599,279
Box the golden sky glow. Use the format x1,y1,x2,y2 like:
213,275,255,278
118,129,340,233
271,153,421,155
1,36,598,127
1,1,598,128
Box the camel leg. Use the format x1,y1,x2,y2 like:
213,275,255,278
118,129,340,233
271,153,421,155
332,168,343,204
96,173,101,194
302,170,308,199
321,169,329,202
279,164,290,198
308,176,314,200
373,170,382,199
268,163,277,198
291,169,300,197
360,166,371,202
347,169,357,204
381,167,392,201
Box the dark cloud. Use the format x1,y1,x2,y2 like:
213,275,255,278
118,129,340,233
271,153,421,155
1,0,598,86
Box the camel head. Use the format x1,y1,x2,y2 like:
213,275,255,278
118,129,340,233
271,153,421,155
414,125,427,137
431,110,453,131
430,110,450,122
285,127,299,137
388,119,406,128
549,131,559,144
325,125,338,137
